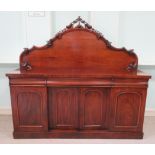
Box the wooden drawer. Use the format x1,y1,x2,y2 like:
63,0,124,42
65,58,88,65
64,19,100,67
47,78,113,86
10,78,46,85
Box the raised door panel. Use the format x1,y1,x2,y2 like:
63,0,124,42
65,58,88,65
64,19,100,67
17,92,41,126
10,86,47,132
48,88,78,129
80,88,108,129
110,88,146,132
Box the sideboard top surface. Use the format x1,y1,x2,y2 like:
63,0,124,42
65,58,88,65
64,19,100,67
6,69,151,79
7,17,150,79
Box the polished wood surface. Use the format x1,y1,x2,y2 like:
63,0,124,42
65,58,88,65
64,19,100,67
19,17,138,76
48,88,78,129
6,17,151,139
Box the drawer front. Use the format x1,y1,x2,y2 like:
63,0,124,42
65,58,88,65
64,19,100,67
10,78,46,85
47,78,113,86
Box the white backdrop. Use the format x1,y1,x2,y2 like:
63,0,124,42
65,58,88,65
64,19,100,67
0,11,155,64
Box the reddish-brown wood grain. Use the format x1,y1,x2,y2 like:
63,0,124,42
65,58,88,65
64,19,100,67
79,88,108,129
19,29,138,76
48,88,78,129
6,17,151,139
10,86,48,132
109,88,147,132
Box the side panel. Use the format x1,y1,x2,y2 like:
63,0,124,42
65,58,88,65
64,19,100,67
10,86,48,132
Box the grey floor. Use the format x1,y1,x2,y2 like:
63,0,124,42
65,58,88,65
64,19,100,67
0,115,155,144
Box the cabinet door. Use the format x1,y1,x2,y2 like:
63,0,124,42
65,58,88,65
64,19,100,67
109,88,146,132
48,88,78,129
10,86,48,132
79,88,108,129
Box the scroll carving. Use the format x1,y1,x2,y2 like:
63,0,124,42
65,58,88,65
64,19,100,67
126,62,137,71
21,61,32,71
20,16,138,73
21,16,136,56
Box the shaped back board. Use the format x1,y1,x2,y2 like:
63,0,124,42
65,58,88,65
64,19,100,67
20,17,138,77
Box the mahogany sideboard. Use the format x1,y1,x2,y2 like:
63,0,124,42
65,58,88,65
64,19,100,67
6,17,151,139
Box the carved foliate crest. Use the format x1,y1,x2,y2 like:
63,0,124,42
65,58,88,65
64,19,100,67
22,16,136,54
